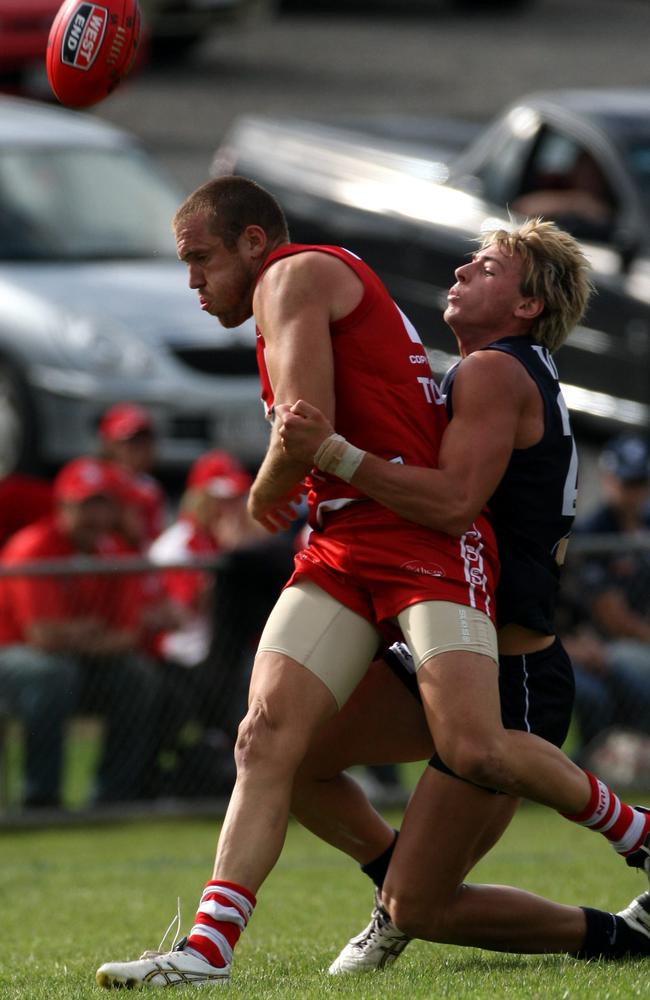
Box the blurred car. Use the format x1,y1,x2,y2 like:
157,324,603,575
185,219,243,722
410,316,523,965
0,0,268,94
0,0,59,82
141,0,273,55
278,0,532,9
0,95,267,476
213,88,650,438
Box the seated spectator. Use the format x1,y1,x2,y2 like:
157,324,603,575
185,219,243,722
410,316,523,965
98,404,177,654
0,457,161,809
0,472,53,547
97,401,167,544
149,449,258,668
147,450,291,796
574,432,650,682
556,591,650,766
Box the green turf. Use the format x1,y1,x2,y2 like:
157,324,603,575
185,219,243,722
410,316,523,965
2,801,649,998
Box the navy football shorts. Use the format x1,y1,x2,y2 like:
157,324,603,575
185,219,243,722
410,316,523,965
383,636,575,786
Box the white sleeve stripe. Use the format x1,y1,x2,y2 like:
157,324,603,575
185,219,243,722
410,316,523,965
598,798,622,834
198,900,246,929
610,809,647,854
188,925,233,965
200,885,255,921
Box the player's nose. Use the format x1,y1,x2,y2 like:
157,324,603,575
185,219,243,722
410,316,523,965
187,263,204,288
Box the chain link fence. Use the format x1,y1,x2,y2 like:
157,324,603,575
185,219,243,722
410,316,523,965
2,531,650,820
0,540,294,818
560,531,650,788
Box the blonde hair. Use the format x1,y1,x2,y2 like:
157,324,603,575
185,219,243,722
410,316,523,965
479,218,594,353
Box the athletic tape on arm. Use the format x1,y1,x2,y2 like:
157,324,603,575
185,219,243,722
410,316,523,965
313,434,366,482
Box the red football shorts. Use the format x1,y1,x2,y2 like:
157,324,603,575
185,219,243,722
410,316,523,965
286,502,498,627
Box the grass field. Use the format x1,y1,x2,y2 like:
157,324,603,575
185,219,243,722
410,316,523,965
2,801,650,999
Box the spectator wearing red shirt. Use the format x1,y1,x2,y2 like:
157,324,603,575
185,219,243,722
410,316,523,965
0,457,161,809
98,402,167,545
98,404,179,659
147,450,269,794
149,449,256,668
0,472,54,547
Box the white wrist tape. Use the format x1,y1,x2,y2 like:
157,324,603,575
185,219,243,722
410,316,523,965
313,433,366,482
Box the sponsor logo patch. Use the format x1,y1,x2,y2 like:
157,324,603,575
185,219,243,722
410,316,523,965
61,3,108,71
296,548,320,565
401,560,445,578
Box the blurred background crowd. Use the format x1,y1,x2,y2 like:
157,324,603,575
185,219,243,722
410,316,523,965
0,404,293,810
1,0,650,815
2,406,650,813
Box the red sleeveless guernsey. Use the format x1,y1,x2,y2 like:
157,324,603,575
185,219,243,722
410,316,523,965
255,244,498,625
256,244,447,524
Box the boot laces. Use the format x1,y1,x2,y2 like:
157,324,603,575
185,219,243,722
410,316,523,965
139,898,184,960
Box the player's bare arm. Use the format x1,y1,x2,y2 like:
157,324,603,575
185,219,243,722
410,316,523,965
280,349,540,535
248,252,361,528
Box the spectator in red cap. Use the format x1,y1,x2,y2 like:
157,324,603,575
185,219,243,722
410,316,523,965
0,457,162,809
98,402,166,546
147,450,272,795
149,449,258,668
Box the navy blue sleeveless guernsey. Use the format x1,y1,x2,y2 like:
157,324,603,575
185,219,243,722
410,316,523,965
441,335,578,633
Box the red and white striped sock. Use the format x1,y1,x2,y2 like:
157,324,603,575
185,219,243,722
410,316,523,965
184,880,256,968
562,770,650,855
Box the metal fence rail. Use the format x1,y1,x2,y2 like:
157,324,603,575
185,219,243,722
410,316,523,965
2,531,650,821
0,543,293,819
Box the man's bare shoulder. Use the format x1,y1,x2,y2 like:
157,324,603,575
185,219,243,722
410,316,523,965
458,346,533,385
262,247,355,284
257,247,363,320
454,346,535,409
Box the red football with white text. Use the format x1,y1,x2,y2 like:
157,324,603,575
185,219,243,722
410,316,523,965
46,0,141,108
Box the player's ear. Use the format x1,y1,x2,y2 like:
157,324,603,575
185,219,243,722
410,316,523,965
515,296,545,320
241,225,268,259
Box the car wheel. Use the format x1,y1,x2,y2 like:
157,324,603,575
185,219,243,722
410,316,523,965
0,360,38,476
149,32,203,61
451,0,532,8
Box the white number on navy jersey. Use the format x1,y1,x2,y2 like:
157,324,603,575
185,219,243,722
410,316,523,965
532,345,577,517
555,387,578,517
531,344,560,380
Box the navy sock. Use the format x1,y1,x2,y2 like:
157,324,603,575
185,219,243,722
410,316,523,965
360,830,398,889
573,907,650,959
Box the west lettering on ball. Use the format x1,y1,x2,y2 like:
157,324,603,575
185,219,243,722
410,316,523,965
46,0,141,108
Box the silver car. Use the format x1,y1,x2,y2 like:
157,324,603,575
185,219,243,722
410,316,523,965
0,95,268,475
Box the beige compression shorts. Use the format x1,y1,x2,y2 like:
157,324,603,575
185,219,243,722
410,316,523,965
257,582,498,708
256,580,381,708
397,600,498,670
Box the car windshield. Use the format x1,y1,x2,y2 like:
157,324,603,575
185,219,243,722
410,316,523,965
622,139,650,221
0,144,181,261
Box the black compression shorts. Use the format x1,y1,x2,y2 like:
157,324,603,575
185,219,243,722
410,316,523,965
383,637,575,784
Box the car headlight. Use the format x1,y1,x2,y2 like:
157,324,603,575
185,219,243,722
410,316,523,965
57,314,159,377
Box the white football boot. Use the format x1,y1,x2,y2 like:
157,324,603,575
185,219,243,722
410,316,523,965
624,806,650,884
617,890,650,941
96,942,230,989
328,890,411,974
96,903,230,988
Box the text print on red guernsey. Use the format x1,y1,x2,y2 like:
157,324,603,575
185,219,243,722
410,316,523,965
400,561,446,578
61,4,108,70
418,377,444,405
